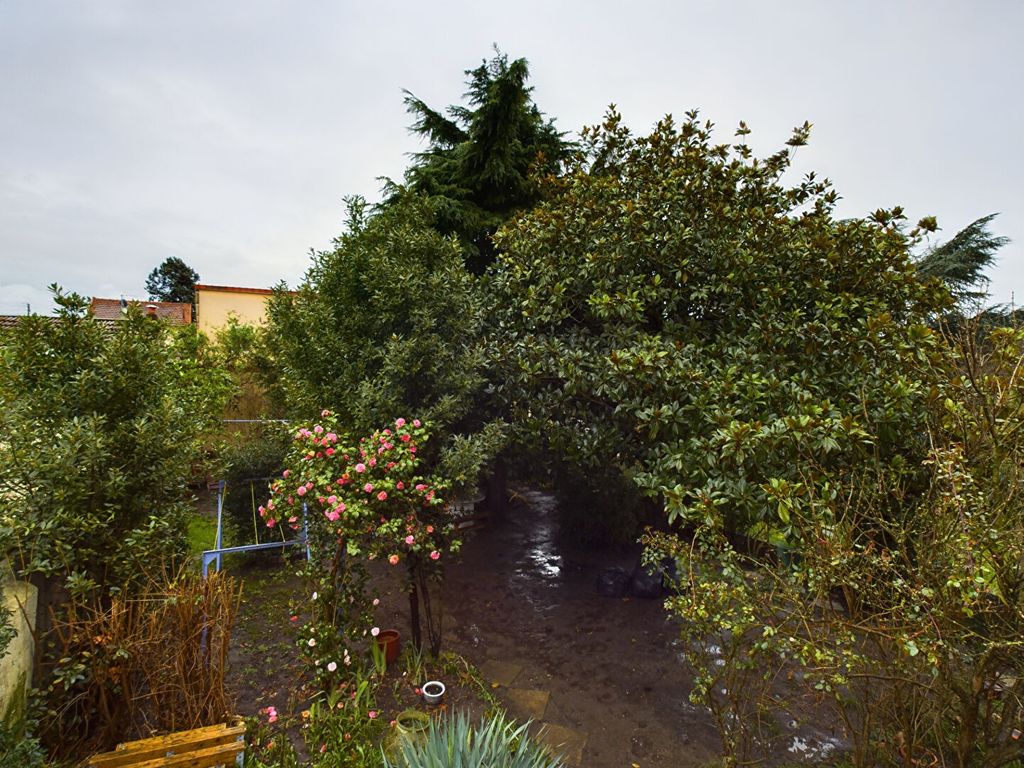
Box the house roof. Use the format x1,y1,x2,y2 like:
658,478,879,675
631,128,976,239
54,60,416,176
0,315,27,330
195,283,276,296
89,298,193,325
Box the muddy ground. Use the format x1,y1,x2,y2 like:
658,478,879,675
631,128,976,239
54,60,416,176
223,489,845,766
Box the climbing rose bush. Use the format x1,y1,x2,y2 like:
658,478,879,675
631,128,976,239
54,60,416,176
263,414,459,686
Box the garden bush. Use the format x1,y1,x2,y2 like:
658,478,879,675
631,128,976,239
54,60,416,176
265,195,504,498
219,425,291,547
0,289,231,758
0,289,230,591
644,320,1024,766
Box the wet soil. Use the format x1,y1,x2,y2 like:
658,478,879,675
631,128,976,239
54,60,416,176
222,489,844,766
439,490,722,767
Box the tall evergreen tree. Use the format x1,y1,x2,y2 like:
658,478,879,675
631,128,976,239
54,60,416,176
387,49,574,273
145,256,199,305
916,213,1009,306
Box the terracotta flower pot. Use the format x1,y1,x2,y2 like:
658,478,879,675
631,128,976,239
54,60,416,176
376,629,401,664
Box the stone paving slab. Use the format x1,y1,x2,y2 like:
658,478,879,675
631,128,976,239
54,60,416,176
478,659,523,688
502,687,550,721
537,723,587,767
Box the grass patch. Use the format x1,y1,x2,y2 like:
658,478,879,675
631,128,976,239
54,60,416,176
186,514,218,560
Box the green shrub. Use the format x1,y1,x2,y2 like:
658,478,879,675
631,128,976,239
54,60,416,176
385,711,563,768
219,427,290,546
0,720,44,768
0,289,231,591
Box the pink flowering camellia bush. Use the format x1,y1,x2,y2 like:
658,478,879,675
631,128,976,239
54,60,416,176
263,413,459,688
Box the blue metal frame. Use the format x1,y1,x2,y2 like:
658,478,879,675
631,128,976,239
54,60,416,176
201,477,310,578
201,539,308,577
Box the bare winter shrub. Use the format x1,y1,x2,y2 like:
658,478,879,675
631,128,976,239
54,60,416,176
41,568,241,758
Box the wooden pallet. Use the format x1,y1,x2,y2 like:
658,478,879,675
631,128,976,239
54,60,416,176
86,720,246,768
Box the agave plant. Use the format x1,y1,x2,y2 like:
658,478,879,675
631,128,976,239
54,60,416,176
384,711,563,768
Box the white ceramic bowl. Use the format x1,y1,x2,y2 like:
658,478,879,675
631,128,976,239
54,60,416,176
421,680,446,705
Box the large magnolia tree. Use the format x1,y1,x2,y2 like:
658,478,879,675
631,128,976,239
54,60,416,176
490,109,948,532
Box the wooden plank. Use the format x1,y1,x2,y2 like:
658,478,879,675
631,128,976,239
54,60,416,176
88,723,244,768
127,741,245,768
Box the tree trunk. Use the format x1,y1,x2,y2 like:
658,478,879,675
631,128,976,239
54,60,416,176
408,564,422,651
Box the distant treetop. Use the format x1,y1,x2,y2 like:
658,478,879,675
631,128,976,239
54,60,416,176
146,257,200,305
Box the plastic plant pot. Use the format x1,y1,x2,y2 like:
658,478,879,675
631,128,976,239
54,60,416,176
376,629,401,664
421,680,446,705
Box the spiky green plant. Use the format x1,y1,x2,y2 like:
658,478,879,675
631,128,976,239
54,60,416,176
384,711,563,768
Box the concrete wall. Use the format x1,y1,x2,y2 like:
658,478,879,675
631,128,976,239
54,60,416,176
0,577,37,726
195,286,272,335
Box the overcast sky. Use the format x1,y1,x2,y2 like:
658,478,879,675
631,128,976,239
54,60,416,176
1,1,1022,315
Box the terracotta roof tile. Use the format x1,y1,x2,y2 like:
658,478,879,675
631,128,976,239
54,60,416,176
89,298,192,325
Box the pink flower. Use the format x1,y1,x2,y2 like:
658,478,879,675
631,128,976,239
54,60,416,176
297,486,307,496
288,516,297,523
314,425,324,434
395,418,406,428
370,627,380,637
283,469,291,478
319,745,327,754
355,463,366,473
396,481,405,490
401,434,411,442
388,554,400,565
327,661,337,672
377,491,388,501
426,525,434,533
267,518,277,528
426,490,434,500
410,446,417,454
290,614,298,622
326,432,337,442
372,598,380,606
405,535,415,545
325,509,339,522
364,483,373,493
327,495,337,505
368,457,377,467
415,484,427,491
306,481,314,489
413,419,421,428
325,447,335,456
321,409,331,417
368,710,378,720
430,551,440,561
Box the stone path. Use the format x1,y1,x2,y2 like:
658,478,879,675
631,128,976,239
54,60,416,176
479,659,588,767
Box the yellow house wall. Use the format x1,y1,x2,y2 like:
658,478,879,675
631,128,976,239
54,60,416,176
196,289,270,335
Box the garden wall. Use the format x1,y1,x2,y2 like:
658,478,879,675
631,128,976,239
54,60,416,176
0,576,37,726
